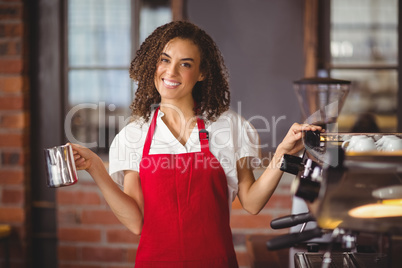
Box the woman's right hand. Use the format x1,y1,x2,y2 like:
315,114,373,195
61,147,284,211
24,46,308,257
69,143,101,172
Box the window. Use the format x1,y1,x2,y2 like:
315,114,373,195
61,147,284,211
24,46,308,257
318,0,399,132
66,0,171,156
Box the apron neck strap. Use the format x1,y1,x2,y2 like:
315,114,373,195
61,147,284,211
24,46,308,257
197,117,209,153
142,107,159,157
142,107,210,156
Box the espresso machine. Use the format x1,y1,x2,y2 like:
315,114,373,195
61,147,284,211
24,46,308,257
267,78,402,268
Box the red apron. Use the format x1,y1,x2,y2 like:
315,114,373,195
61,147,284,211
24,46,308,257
135,108,238,268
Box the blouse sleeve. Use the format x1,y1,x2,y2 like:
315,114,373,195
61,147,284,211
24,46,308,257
234,115,261,168
208,110,262,204
108,122,147,187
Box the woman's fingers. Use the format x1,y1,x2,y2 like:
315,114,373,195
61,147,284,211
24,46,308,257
292,123,323,132
302,124,325,133
288,123,325,141
67,142,92,170
279,123,326,155
68,143,91,158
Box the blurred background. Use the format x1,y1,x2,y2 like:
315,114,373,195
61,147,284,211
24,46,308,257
0,0,400,267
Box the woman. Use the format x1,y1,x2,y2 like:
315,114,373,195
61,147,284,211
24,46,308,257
72,21,321,268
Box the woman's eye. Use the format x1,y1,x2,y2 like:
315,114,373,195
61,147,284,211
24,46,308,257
161,58,169,63
182,63,191,68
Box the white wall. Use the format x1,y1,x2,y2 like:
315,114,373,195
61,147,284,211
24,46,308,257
188,0,305,152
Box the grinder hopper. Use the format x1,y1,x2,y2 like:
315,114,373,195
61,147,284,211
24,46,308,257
293,77,351,131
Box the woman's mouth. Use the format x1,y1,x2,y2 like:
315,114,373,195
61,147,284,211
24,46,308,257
163,79,181,87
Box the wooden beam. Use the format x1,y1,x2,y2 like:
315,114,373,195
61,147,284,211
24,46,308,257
171,0,187,21
398,0,402,131
303,0,318,77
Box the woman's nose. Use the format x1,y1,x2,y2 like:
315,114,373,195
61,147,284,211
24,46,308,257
166,63,178,76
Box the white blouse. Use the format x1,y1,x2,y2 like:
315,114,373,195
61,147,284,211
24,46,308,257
109,109,261,206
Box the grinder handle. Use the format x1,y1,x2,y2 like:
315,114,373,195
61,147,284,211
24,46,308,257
270,212,315,229
266,228,323,250
280,154,303,175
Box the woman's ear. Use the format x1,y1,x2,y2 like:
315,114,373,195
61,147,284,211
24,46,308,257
198,73,205,82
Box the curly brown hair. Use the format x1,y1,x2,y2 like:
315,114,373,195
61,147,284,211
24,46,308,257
129,21,230,122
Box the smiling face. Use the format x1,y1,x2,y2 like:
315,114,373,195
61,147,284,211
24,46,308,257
154,38,204,105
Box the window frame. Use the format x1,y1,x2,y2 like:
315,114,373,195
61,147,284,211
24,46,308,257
62,0,140,155
62,0,182,154
304,0,402,132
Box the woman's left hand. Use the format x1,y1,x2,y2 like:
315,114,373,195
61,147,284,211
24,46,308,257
277,123,324,155
68,143,101,173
